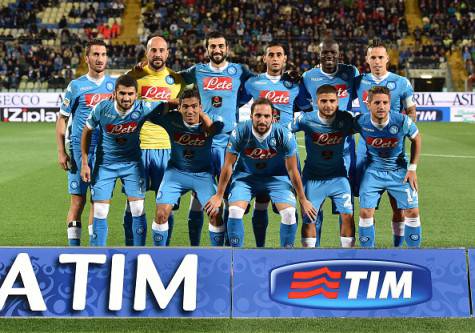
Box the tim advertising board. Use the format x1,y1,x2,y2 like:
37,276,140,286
233,249,469,317
0,93,63,123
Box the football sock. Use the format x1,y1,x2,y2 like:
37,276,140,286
188,198,204,246
251,201,268,247
404,216,422,248
358,217,375,248
209,224,225,246
67,221,81,246
227,206,245,247
152,221,169,246
340,236,355,248
301,237,317,248
166,213,174,246
392,221,405,247
123,201,133,246
91,203,109,246
279,207,297,248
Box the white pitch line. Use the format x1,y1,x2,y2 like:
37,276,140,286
297,145,475,159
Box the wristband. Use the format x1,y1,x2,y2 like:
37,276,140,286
408,164,417,171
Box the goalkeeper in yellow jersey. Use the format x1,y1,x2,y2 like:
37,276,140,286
125,35,184,246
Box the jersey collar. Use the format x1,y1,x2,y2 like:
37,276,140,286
114,101,134,118
320,65,339,78
369,72,390,83
209,62,229,72
265,73,281,83
370,114,390,130
317,112,336,125
252,124,272,143
86,74,105,86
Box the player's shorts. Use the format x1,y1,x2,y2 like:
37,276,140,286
359,167,419,210
354,137,367,197
302,177,353,224
141,148,171,192
68,148,95,196
91,161,146,201
211,132,231,177
228,173,296,206
156,167,217,207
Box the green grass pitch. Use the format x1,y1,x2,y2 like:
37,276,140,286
0,122,475,331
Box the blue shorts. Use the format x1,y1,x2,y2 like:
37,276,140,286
156,167,216,206
91,162,146,201
359,167,419,210
211,132,230,177
303,177,353,224
68,149,95,196
141,148,170,192
228,173,296,206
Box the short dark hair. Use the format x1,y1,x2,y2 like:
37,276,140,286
320,38,338,48
85,39,107,56
265,42,287,55
205,31,227,48
316,84,338,96
115,74,138,92
251,98,273,114
367,86,390,102
367,38,387,53
180,88,201,104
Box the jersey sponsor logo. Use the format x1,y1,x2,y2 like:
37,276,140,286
269,259,432,309
84,93,112,107
366,137,399,148
335,84,348,98
203,77,233,91
244,147,277,159
141,86,172,101
312,132,344,146
174,133,207,146
259,90,290,104
105,121,138,135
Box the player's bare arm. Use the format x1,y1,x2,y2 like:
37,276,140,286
80,126,93,183
285,155,318,221
204,152,237,216
406,105,417,122
404,132,421,192
55,114,70,171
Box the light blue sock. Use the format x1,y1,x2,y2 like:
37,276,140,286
152,221,168,246
123,208,133,246
166,213,174,246
227,217,244,247
392,221,405,247
358,217,375,248
188,210,204,246
91,218,108,246
404,217,422,248
280,223,297,248
252,207,268,247
315,210,324,247
67,221,81,246
209,224,225,246
132,214,147,246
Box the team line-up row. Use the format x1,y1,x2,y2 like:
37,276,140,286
55,33,421,248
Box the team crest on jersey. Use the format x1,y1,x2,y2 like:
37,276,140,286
212,96,222,107
283,80,292,89
165,75,175,85
70,181,78,190
389,125,399,134
106,82,114,91
386,81,397,90
270,138,277,146
341,72,348,81
130,111,141,120
227,65,237,75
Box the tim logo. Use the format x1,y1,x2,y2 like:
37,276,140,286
106,122,138,135
174,133,206,146
85,93,112,107
270,260,432,309
366,137,399,148
203,77,233,91
259,90,290,104
335,84,348,98
141,86,172,100
312,132,344,146
244,148,277,159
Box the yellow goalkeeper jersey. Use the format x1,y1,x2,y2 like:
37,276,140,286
128,65,184,149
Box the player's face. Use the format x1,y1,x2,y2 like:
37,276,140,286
251,104,273,135
207,37,228,65
86,45,107,73
114,85,137,111
147,37,169,71
366,47,389,76
368,93,390,121
317,92,338,118
264,46,287,75
179,97,201,125
320,43,339,73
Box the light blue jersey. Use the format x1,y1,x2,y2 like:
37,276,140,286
296,64,359,112
240,73,299,126
86,99,165,165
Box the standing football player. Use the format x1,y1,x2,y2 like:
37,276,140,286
354,86,421,248
205,98,317,248
55,39,116,246
354,39,417,247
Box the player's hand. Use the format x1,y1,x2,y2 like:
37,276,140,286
81,164,91,183
403,170,418,192
58,151,70,171
282,69,301,84
134,60,147,72
300,199,318,222
204,195,223,217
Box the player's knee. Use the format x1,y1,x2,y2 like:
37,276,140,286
359,208,373,219
392,209,405,221
228,206,245,219
404,208,419,218
280,207,296,225
94,203,110,219
155,207,170,223
129,200,145,217
70,195,86,211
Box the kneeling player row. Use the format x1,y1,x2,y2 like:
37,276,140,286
76,76,421,248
